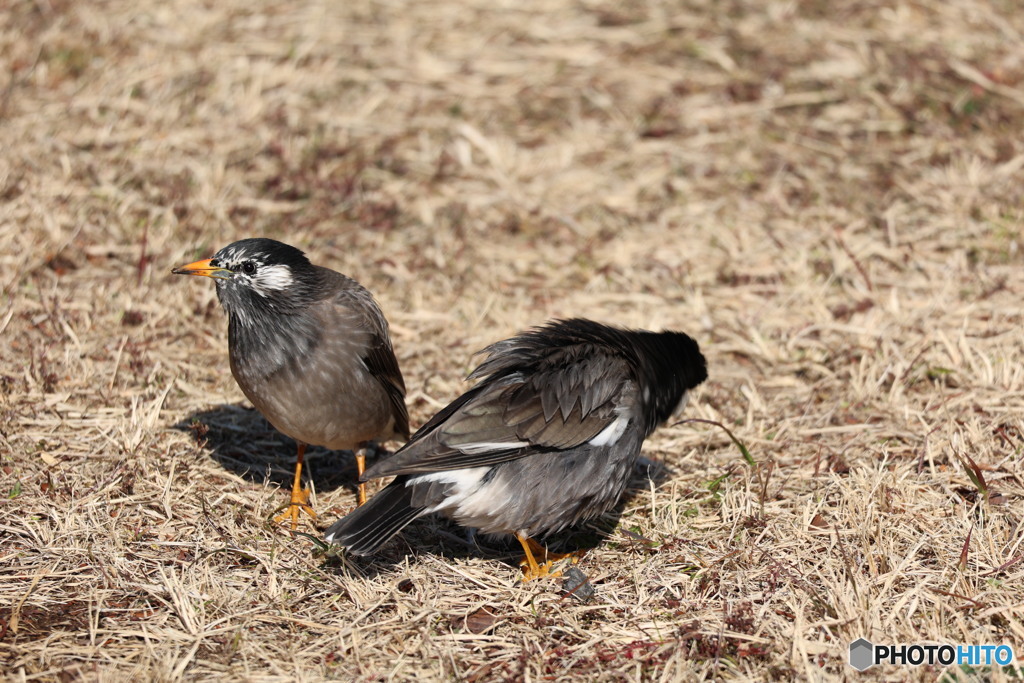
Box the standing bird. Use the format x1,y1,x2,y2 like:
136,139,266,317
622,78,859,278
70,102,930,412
173,238,409,527
324,318,707,579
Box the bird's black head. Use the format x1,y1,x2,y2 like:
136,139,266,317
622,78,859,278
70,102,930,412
628,328,708,428
174,238,323,323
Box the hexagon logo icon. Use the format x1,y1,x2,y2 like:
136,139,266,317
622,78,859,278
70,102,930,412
849,638,874,671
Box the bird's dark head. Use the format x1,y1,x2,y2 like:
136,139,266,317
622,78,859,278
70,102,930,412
173,238,322,321
629,328,708,427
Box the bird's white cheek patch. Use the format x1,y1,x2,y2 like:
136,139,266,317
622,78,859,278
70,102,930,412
588,415,630,447
251,264,294,297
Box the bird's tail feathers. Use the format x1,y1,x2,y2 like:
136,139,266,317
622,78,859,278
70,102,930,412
323,479,423,555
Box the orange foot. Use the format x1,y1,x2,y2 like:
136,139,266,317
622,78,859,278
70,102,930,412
274,486,316,529
516,534,583,581
274,443,316,529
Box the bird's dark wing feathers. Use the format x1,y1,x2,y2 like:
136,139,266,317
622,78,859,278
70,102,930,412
323,271,411,440
362,334,410,439
323,477,423,555
365,347,632,478
505,352,628,448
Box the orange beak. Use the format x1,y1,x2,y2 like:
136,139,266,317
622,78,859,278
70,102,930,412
172,258,231,280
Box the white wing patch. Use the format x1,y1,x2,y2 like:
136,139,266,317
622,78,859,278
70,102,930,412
455,440,530,455
410,467,507,517
409,468,489,488
588,414,630,447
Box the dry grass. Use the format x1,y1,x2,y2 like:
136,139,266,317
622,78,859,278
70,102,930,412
2,0,1024,680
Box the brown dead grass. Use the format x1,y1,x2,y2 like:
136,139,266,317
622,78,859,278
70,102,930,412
2,0,1024,680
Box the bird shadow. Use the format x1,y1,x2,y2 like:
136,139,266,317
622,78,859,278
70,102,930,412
172,404,365,499
323,455,677,581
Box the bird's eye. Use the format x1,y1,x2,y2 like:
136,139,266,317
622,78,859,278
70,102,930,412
240,261,257,275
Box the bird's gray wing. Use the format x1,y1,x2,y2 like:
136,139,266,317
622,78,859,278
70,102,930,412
366,351,633,477
362,332,410,439
319,269,410,440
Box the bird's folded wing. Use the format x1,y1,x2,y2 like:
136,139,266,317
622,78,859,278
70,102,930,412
320,283,411,440
365,354,633,477
362,334,410,438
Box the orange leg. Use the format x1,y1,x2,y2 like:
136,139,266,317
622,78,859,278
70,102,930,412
273,442,316,529
355,450,367,506
516,534,582,580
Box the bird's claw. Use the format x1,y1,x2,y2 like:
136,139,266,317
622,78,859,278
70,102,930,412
273,487,317,529
516,535,581,581
520,558,562,581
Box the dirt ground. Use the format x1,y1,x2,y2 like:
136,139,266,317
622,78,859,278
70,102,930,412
2,0,1023,680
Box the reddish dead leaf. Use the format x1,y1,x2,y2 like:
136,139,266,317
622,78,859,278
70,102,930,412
827,455,850,474
121,310,145,326
809,513,829,530
988,491,1007,505
466,662,495,682
45,253,78,275
454,607,499,634
959,525,973,572
830,298,874,321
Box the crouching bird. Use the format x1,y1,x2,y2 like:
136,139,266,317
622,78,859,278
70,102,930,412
324,318,707,579
173,238,409,527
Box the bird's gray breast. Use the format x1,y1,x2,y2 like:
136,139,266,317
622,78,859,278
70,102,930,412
227,307,394,450
229,309,320,387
